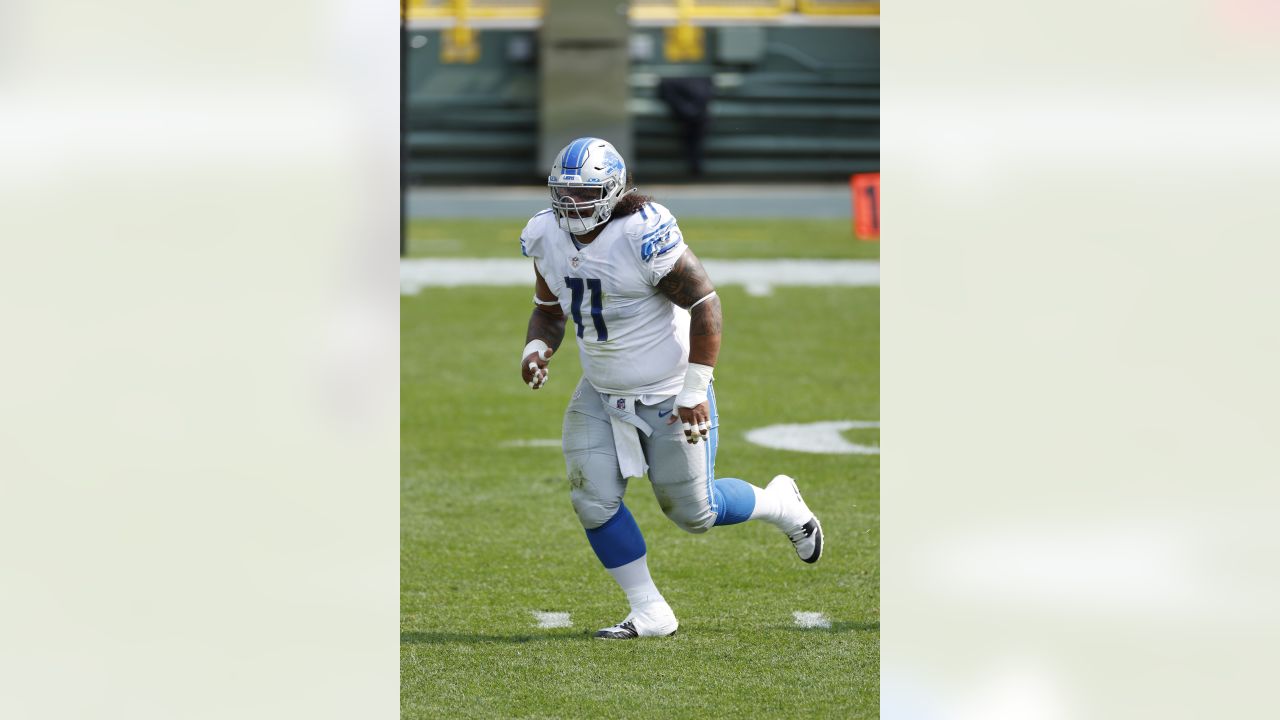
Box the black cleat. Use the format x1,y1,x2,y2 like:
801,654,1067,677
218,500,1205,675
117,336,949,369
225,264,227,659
790,517,824,564
594,620,640,640
768,475,824,564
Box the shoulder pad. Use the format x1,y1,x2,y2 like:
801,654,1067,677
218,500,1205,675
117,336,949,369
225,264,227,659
519,209,556,258
630,202,683,262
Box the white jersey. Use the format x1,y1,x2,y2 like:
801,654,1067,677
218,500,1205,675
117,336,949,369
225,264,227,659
521,202,689,398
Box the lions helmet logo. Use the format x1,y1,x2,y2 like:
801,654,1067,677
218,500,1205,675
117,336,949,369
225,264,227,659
601,151,625,177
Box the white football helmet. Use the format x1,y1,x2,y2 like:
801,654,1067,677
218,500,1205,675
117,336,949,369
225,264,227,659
548,137,631,235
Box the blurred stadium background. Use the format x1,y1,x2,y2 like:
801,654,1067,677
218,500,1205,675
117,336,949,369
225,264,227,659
402,0,878,185
401,1,879,717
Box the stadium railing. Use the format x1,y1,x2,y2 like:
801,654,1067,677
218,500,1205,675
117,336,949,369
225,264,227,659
403,0,880,23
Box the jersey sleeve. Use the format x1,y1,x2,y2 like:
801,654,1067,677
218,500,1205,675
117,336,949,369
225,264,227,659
629,202,687,285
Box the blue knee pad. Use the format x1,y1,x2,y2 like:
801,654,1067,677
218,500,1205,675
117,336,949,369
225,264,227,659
585,503,646,569
711,477,756,526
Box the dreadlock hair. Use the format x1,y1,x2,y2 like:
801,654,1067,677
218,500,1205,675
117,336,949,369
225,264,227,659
610,172,654,218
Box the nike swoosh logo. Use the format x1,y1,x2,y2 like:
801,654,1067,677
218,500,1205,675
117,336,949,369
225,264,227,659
658,410,673,418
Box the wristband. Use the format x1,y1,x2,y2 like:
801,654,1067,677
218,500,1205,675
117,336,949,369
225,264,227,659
674,363,715,408
522,339,550,363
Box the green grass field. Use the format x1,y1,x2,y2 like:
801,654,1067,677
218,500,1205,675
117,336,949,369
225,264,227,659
405,218,881,260
402,218,879,718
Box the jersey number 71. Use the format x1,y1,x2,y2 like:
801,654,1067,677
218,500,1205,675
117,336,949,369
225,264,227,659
564,277,607,341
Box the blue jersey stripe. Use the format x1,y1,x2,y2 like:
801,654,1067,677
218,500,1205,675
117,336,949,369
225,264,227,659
656,236,683,256
641,219,676,240
640,231,682,261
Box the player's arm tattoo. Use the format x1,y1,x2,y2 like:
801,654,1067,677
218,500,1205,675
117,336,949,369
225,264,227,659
527,267,566,350
657,250,722,367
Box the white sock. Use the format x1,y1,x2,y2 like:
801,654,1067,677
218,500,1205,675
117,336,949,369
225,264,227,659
748,483,788,527
608,555,665,610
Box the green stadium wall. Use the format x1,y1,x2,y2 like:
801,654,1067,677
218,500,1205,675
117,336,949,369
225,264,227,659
404,25,879,184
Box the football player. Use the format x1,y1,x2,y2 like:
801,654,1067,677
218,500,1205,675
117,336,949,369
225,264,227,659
518,137,823,639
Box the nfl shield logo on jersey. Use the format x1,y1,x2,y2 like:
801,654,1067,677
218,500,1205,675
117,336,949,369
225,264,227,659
616,398,626,410
570,255,582,270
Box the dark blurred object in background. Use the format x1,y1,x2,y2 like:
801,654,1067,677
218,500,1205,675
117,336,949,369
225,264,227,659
657,76,715,177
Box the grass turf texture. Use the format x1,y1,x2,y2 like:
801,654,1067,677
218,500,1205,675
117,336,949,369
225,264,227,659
402,222,879,719
405,217,881,260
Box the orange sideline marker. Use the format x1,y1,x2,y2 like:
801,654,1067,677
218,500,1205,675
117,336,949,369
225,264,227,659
851,173,880,241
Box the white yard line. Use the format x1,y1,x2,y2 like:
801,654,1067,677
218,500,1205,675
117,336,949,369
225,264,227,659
508,423,881,455
793,611,832,629
745,420,880,455
401,258,879,295
532,611,573,629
